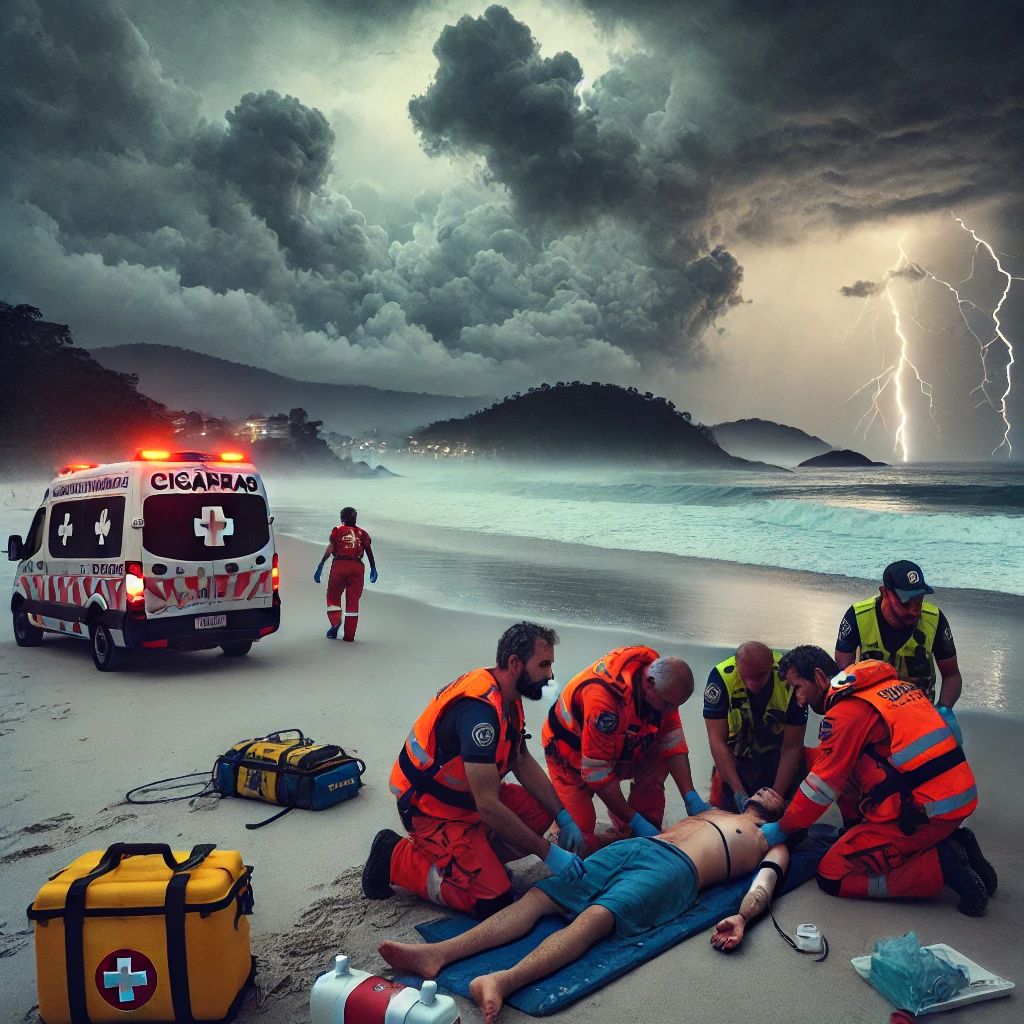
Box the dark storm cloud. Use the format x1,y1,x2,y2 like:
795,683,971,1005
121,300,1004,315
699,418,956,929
575,0,1024,238
1,0,750,393
840,281,880,298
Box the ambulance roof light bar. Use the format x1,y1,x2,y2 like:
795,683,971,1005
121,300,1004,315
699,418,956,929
56,462,100,477
132,449,250,463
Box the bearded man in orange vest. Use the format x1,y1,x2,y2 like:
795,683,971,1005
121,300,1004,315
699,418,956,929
363,622,587,918
758,646,996,916
542,645,707,854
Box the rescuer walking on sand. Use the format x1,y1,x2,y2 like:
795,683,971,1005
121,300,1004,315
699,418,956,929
314,507,377,641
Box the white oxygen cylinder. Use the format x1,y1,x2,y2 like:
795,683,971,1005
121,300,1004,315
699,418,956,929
310,954,461,1024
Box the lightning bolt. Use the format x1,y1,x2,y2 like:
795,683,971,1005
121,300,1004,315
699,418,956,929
920,216,1019,458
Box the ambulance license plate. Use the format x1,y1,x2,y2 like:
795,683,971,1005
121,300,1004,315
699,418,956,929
195,614,227,630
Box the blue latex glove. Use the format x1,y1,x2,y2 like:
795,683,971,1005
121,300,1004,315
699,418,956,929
937,705,963,746
759,822,787,848
683,789,712,816
733,789,750,814
545,843,584,881
313,564,323,584
555,809,587,856
369,567,378,584
629,812,661,838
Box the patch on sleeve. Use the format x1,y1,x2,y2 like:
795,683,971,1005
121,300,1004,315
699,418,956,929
818,717,834,743
471,723,496,748
704,682,723,706
838,618,852,640
594,711,619,734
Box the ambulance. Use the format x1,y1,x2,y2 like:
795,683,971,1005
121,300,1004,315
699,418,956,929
7,449,281,670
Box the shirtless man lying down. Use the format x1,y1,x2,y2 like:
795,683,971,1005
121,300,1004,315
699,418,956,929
380,788,790,1023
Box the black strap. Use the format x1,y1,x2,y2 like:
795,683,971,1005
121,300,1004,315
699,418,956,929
704,818,732,881
757,859,786,887
397,746,478,811
165,873,193,1023
546,706,582,751
866,745,966,805
61,844,213,1022
245,804,295,830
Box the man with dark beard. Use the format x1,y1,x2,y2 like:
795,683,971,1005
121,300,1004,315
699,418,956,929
363,622,587,917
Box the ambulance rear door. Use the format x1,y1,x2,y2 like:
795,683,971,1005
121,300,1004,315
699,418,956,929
206,471,274,614
139,467,219,625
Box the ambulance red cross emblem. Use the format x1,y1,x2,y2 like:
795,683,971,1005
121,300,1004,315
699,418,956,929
95,948,157,1010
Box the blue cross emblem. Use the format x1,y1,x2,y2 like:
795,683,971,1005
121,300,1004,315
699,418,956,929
103,957,148,1003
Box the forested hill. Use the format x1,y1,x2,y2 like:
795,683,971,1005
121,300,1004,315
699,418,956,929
414,383,759,467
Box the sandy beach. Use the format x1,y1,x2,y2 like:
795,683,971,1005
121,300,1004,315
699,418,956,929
0,533,1019,1023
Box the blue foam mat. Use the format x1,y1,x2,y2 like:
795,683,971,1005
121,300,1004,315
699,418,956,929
403,827,837,1016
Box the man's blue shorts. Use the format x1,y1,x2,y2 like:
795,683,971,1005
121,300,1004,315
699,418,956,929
535,837,700,938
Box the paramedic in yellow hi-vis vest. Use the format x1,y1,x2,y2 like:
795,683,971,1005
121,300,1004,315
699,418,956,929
703,641,809,811
834,560,963,715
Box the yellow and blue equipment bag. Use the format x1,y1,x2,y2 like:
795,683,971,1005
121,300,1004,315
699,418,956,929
27,842,254,1023
214,729,365,828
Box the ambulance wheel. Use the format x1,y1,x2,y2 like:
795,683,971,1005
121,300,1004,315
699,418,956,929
13,609,44,647
221,641,252,657
90,622,125,671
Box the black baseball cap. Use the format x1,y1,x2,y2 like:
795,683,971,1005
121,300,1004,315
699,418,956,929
882,560,934,601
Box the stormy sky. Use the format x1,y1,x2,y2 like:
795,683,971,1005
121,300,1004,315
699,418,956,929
2,0,1021,460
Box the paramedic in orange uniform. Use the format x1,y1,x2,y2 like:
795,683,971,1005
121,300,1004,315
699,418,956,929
314,506,376,641
363,622,588,918
542,645,708,853
757,647,997,916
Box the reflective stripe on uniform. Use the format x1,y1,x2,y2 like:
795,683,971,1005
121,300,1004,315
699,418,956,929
799,777,835,806
659,727,684,751
555,697,575,728
344,611,358,616
426,864,444,904
407,730,431,767
923,785,978,818
327,605,342,611
868,875,888,898
581,756,614,784
806,772,838,802
890,726,952,767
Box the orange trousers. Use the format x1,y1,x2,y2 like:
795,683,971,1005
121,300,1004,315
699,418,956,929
326,558,364,639
545,746,668,855
389,783,553,918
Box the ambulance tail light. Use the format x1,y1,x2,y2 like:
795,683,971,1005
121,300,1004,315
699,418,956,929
272,553,279,591
125,561,146,613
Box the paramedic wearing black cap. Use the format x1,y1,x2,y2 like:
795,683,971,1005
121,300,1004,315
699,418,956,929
834,560,963,729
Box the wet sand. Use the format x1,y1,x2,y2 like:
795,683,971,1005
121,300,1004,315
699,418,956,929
0,534,1018,1022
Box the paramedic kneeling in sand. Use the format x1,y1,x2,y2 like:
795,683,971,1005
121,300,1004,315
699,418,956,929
704,641,809,811
314,507,376,641
363,622,588,918
542,645,707,854
759,646,997,916
379,789,789,1024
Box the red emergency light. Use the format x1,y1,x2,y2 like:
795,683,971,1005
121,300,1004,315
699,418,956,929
137,449,171,461
124,561,146,613
272,552,280,591
56,463,100,477
218,452,246,462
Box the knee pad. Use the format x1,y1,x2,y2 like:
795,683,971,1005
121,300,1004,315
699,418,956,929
816,872,842,897
473,890,514,919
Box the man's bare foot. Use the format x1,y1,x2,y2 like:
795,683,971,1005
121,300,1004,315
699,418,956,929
469,973,506,1024
377,940,447,979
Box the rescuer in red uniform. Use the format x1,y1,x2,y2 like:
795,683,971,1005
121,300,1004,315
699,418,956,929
362,622,588,918
757,646,997,916
542,645,707,853
314,507,377,641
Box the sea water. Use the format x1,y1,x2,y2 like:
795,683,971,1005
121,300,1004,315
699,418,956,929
270,460,1024,596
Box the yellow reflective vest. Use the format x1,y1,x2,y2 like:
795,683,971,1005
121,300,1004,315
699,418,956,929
713,651,791,763
852,597,940,703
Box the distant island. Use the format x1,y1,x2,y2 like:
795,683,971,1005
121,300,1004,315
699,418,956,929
412,383,768,468
711,417,832,467
799,449,887,468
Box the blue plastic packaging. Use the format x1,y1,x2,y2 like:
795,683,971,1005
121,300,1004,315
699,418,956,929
867,932,969,1012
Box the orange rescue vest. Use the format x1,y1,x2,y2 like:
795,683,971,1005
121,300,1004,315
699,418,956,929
542,646,659,771
826,660,977,833
389,668,523,823
331,525,365,559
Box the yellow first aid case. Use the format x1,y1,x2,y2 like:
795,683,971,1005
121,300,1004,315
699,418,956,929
27,843,254,1024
